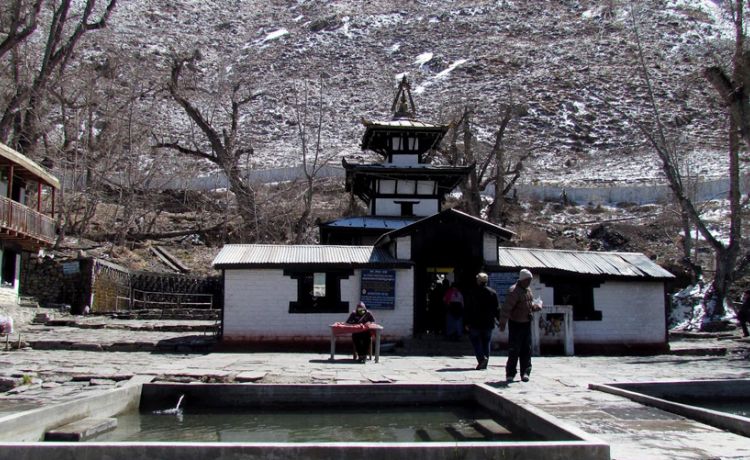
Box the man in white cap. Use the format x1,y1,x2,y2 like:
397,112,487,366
498,269,541,382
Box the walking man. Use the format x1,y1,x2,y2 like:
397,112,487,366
738,290,750,338
498,269,542,382
465,272,499,370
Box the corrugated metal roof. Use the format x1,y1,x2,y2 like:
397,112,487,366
344,162,465,171
213,244,403,268
321,216,417,229
497,247,674,279
363,119,446,129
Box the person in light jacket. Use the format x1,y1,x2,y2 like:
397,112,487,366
498,269,542,383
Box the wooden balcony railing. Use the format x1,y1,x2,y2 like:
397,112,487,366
0,195,56,246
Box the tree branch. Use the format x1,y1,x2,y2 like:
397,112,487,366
0,0,43,60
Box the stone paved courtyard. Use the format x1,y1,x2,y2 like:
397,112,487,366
1,314,749,460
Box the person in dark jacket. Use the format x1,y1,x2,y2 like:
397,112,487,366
346,301,376,363
738,290,750,338
498,269,542,383
465,272,499,370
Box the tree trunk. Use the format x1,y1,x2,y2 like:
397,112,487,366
461,108,481,216
225,166,257,238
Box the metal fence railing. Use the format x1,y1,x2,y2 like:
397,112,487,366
116,289,214,311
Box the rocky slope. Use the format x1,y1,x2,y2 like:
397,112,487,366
84,0,737,184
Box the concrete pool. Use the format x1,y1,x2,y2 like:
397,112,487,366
0,380,610,459
590,379,750,438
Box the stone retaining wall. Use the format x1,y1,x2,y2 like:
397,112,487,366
19,254,86,311
20,256,222,314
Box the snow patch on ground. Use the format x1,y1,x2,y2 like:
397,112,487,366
414,59,468,94
670,282,738,331
414,52,433,67
258,28,289,45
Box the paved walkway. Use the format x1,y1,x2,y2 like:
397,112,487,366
1,315,749,460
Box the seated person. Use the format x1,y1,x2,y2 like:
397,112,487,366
346,301,375,363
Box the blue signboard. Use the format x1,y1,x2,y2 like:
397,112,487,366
360,269,396,310
488,271,517,304
62,261,80,275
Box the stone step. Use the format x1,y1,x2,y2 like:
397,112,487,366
446,423,486,441
415,427,454,442
44,417,117,441
473,418,513,439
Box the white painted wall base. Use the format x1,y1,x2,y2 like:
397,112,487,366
223,267,414,343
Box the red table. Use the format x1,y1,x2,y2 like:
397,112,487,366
329,322,383,363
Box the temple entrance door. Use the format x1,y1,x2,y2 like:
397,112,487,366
410,217,487,337
418,267,453,336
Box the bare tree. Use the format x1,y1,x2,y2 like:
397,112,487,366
0,0,43,60
443,105,529,221
0,0,117,154
155,51,263,240
290,78,337,243
628,1,749,318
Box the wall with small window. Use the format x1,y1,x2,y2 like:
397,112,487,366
377,180,436,195
374,198,438,217
576,280,666,345
222,267,414,343
491,276,667,350
388,134,420,154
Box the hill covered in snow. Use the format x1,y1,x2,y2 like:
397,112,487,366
83,0,740,185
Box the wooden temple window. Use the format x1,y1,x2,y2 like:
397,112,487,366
416,181,435,195
391,136,403,151
397,180,416,194
379,180,396,194
408,136,419,150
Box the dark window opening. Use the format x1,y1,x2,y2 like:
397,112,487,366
398,201,415,217
285,269,352,313
1,250,17,288
541,275,603,321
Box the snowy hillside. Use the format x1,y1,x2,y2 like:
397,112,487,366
81,0,740,185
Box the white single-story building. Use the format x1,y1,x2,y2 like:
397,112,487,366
213,244,414,346
213,209,675,354
493,247,675,354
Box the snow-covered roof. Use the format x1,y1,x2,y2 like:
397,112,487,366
212,244,408,268
497,247,674,279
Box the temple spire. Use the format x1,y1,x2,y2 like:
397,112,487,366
391,76,417,120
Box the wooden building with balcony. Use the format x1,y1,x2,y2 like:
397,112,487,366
0,142,59,304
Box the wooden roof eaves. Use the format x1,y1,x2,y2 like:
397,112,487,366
375,208,515,246
0,143,60,189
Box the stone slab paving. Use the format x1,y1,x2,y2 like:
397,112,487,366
0,319,748,459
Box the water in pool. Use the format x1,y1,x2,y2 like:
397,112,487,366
91,404,537,443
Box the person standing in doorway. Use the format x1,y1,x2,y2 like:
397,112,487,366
443,281,464,341
465,273,499,370
498,269,542,383
737,290,750,338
